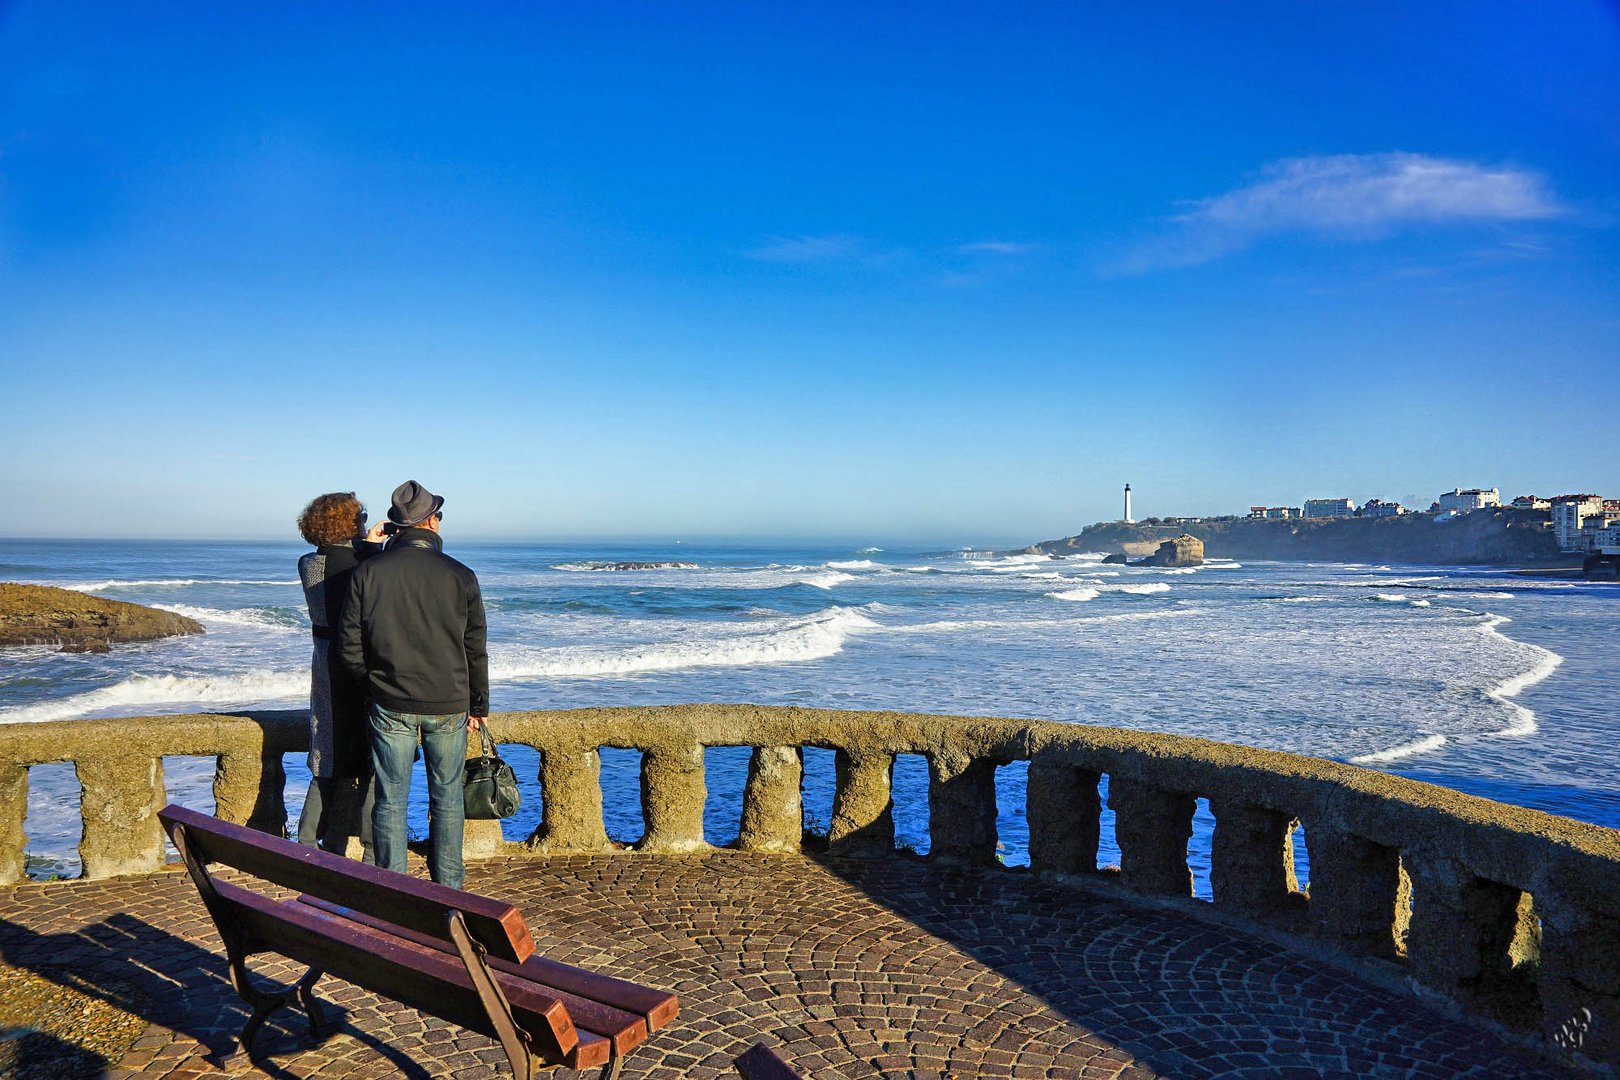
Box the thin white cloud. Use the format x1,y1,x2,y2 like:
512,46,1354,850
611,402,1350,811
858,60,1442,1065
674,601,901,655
1117,153,1564,273
959,241,1037,255
743,234,864,263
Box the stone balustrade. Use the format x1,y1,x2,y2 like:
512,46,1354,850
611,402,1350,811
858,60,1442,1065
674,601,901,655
1,703,1617,1068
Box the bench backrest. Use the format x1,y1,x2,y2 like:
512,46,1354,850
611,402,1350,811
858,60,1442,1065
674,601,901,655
159,803,535,964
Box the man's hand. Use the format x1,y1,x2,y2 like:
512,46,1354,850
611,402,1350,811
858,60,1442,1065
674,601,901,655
468,715,486,731
365,520,390,544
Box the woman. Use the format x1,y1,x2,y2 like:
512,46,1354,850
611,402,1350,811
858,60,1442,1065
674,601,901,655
295,491,387,859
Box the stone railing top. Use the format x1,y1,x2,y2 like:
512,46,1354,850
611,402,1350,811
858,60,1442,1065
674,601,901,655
2,703,1617,898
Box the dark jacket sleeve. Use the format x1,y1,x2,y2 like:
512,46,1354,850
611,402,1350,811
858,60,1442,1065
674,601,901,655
338,569,369,688
464,574,489,715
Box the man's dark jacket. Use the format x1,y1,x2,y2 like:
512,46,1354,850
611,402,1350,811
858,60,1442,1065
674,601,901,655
337,528,489,716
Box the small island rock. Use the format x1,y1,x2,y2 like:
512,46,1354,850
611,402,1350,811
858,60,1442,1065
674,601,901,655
1135,535,1204,568
0,583,205,652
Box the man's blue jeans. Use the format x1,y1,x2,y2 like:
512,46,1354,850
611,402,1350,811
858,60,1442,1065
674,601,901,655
369,704,467,888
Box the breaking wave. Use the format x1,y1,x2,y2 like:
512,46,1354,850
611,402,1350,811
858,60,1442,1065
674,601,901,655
0,670,307,724
50,578,299,591
154,603,307,632
490,605,877,679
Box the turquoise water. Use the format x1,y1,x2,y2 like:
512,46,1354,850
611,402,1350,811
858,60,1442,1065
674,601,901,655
3,538,1615,890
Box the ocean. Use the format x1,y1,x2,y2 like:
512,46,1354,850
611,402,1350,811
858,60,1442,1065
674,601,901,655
2,538,1616,892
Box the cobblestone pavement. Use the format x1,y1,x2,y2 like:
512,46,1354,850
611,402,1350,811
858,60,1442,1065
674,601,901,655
0,852,1579,1079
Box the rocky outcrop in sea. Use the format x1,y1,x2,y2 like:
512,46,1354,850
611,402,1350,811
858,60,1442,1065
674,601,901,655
0,583,204,652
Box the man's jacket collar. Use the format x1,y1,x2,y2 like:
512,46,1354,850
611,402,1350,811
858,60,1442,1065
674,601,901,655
392,527,443,552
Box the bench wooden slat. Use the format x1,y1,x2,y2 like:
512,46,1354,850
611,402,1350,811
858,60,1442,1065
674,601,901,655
160,804,534,964
213,879,583,1064
290,895,611,1071
297,894,678,1033
297,895,652,1054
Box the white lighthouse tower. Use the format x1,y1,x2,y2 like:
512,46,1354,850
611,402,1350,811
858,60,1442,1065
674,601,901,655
1123,483,1134,524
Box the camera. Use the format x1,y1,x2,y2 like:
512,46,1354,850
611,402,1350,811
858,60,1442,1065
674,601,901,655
381,521,400,536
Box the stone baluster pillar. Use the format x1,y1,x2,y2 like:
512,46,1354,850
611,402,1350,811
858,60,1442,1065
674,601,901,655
0,765,26,885
1405,854,1529,993
1108,779,1195,897
929,752,998,866
738,746,802,853
76,754,166,880
1210,800,1300,918
234,752,289,836
213,751,261,825
640,743,708,853
829,751,894,858
1027,757,1100,876
1537,889,1620,1064
536,746,610,851
1305,827,1403,959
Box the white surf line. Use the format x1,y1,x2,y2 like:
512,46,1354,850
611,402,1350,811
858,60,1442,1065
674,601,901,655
1475,614,1563,739
1351,734,1449,765
1349,612,1564,766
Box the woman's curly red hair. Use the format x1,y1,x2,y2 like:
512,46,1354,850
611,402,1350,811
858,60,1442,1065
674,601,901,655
297,492,364,547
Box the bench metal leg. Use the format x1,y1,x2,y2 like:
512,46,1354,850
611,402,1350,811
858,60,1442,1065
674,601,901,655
599,1058,623,1080
296,968,325,1037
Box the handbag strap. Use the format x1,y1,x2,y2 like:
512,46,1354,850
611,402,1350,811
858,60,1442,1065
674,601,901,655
477,725,501,759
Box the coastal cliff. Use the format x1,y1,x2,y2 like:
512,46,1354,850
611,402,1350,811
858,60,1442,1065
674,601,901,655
0,583,205,652
1031,509,1570,567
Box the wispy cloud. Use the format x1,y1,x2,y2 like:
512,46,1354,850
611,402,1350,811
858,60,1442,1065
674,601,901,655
958,241,1037,256
743,234,865,263
1115,153,1565,273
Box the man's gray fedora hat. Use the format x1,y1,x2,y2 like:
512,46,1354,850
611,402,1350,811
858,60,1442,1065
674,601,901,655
388,480,445,527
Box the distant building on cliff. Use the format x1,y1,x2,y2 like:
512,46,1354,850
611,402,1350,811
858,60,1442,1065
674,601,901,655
1437,487,1501,513
1123,484,1133,524
1553,495,1606,551
1512,495,1552,511
1303,498,1357,519
1359,499,1407,518
1249,506,1301,520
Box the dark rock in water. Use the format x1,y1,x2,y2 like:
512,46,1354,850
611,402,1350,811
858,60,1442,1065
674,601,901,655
1101,553,1129,565
1134,535,1204,568
0,583,205,652
602,561,699,571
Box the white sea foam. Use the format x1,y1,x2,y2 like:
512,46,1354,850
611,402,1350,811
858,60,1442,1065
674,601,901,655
490,605,877,679
1045,581,1171,602
0,670,307,724
1476,614,1564,739
1351,734,1449,765
1372,593,1408,602
154,603,307,632
891,608,1199,634
49,578,299,591
1409,598,1431,607
798,571,854,589
826,559,877,570
1047,587,1100,602
1349,612,1564,764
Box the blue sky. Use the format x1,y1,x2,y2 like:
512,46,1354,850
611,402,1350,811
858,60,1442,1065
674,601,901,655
1,3,1616,544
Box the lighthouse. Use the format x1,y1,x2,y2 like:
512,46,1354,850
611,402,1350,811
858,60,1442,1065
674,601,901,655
1124,484,1134,524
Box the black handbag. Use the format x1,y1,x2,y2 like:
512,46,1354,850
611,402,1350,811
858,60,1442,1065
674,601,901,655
463,727,521,820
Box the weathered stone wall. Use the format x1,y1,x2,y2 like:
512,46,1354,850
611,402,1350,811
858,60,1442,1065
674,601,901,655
1,704,1617,1067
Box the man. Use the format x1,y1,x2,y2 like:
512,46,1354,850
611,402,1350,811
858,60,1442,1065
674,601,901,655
338,480,489,888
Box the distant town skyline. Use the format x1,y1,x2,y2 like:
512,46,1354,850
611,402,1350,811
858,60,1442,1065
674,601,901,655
2,3,1617,544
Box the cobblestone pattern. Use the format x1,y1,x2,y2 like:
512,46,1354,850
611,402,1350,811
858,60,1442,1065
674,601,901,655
0,853,1581,1079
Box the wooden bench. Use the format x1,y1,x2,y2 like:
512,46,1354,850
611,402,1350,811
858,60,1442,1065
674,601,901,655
159,804,677,1079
